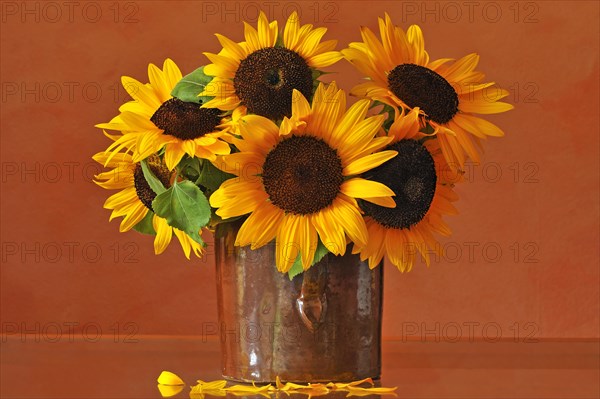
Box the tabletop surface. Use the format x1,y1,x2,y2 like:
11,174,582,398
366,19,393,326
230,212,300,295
1,337,599,399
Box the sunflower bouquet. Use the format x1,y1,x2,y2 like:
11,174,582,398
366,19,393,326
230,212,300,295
94,12,512,278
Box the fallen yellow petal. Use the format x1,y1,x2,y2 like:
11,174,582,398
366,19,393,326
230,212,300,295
191,389,226,398
158,374,396,397
328,377,375,389
280,381,311,391
227,391,270,398
194,380,228,391
276,375,285,389
225,383,272,393
156,384,184,398
347,386,398,394
157,371,185,386
302,385,330,395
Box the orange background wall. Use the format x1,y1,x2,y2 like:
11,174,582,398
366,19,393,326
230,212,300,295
1,1,598,342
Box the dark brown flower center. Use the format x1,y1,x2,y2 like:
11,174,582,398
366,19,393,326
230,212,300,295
361,140,437,229
150,98,221,140
234,47,313,120
388,63,458,124
262,135,343,215
133,155,172,211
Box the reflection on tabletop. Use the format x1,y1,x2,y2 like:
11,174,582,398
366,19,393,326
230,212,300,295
157,371,396,399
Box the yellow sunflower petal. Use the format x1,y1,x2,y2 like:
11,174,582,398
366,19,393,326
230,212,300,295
359,26,392,78
276,215,302,272
153,216,173,255
236,202,284,249
214,33,247,60
298,216,318,270
209,179,263,208
147,63,171,102
310,83,346,142
460,99,514,114
243,21,261,52
220,152,263,176
238,115,280,154
298,27,327,59
121,76,161,109
441,53,480,82
388,107,421,141
342,46,386,84
163,59,183,89
119,202,149,232
330,197,368,248
163,142,186,170
104,187,138,209
337,114,386,161
172,228,192,259
214,190,267,219
157,371,185,386
428,57,454,71
257,11,277,48
343,150,397,175
306,51,343,68
290,88,311,120
406,24,428,66
361,220,387,269
312,208,346,256
331,98,370,145
283,11,300,51
201,94,241,110
453,113,505,138
315,39,338,53
203,52,239,75
340,178,395,203
385,228,409,271
346,136,394,164
135,130,171,162
119,111,157,131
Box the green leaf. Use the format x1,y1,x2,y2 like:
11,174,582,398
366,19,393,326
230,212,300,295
311,69,335,90
420,122,436,135
198,159,236,193
312,69,324,81
132,211,156,235
141,159,167,195
177,156,202,182
152,180,211,245
380,104,396,132
275,35,285,48
288,240,331,280
208,213,244,232
170,66,215,105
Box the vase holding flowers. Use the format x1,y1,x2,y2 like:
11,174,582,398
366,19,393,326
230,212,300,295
93,11,512,382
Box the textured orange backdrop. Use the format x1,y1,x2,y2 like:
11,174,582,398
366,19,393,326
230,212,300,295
1,0,598,342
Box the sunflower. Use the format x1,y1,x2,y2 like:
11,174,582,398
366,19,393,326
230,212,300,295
343,14,513,170
209,82,398,272
95,58,231,170
200,11,343,121
353,111,461,272
93,150,204,259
